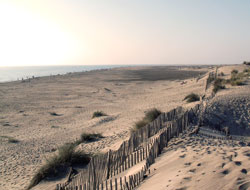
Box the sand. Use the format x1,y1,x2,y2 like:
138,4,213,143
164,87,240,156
0,64,249,190
138,136,250,190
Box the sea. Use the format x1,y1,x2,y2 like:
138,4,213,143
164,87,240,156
0,65,127,83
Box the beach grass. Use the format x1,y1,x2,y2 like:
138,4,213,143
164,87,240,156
213,78,226,93
131,108,161,132
184,93,200,103
78,133,104,143
27,143,90,189
92,111,107,118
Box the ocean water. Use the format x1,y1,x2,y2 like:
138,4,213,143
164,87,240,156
0,65,125,83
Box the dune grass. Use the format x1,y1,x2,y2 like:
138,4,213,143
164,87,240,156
231,69,238,75
229,70,246,86
0,136,20,143
206,73,216,84
78,133,104,143
49,112,62,116
27,143,90,189
218,72,225,76
184,93,200,103
213,78,226,94
131,108,162,132
8,137,20,143
243,61,250,66
92,111,107,118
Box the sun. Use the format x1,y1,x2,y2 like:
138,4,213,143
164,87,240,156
0,1,79,67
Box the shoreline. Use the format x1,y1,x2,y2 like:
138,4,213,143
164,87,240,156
0,64,219,84
0,65,131,84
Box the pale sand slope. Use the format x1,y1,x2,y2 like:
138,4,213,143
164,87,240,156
138,64,250,190
0,66,207,190
138,136,250,190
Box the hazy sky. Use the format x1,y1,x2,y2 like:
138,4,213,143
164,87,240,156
0,0,250,67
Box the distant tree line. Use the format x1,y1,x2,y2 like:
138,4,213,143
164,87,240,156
243,61,250,65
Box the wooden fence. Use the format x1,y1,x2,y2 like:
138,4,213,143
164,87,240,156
56,104,201,190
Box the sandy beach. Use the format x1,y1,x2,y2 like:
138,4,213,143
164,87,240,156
0,65,249,190
0,66,207,190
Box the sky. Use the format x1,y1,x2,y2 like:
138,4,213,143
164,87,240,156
0,0,250,67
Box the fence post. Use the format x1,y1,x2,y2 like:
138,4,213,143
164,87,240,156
115,178,118,190
128,155,131,169
120,177,123,190
137,149,140,163
134,152,137,164
131,153,134,166
110,179,113,190
124,176,127,190
125,157,127,170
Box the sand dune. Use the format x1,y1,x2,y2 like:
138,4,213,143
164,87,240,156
138,135,250,190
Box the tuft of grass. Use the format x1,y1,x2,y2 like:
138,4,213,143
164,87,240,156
243,61,250,66
133,120,148,131
229,71,246,86
243,68,250,73
218,72,225,76
231,69,238,75
131,108,162,132
49,112,62,116
0,136,20,143
8,137,20,143
213,78,226,93
184,93,200,103
144,108,162,123
78,133,104,143
92,111,107,118
27,143,90,189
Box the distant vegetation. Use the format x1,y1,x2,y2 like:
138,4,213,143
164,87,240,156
213,78,226,94
231,69,238,75
92,111,107,118
208,67,250,94
218,72,225,76
228,69,248,86
131,108,162,132
243,61,250,66
28,143,90,189
184,93,200,103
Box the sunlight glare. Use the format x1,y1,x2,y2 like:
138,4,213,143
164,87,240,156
0,2,80,67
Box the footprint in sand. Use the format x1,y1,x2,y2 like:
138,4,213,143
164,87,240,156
239,181,250,190
243,153,250,157
189,169,196,173
179,154,186,158
176,187,188,190
183,177,192,181
221,169,230,175
234,161,242,166
184,162,192,166
241,169,247,174
234,152,238,157
221,163,226,168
